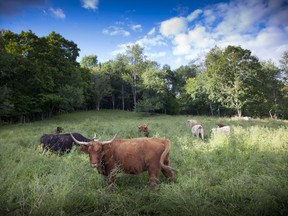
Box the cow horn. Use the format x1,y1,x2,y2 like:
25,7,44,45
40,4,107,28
101,132,118,145
70,133,90,145
92,133,97,140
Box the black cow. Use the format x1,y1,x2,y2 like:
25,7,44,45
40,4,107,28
40,133,95,154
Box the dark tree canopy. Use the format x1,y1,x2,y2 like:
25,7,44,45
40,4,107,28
1,30,288,122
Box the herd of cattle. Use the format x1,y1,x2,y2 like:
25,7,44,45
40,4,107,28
186,119,231,140
39,120,231,190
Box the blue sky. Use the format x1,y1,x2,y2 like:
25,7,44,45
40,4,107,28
1,0,288,69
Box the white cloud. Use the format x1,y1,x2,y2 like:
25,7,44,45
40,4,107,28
111,0,288,69
187,9,202,22
160,17,187,37
131,24,142,32
147,28,156,36
157,0,288,68
102,26,130,37
136,35,167,50
111,43,134,56
49,8,65,19
146,52,167,60
81,0,99,10
173,33,191,55
188,25,215,48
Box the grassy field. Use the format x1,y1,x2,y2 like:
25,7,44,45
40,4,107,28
0,110,288,215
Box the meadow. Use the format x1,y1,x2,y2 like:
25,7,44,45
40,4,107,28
0,110,288,215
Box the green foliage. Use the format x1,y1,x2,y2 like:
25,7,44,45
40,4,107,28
0,30,85,122
80,55,98,69
58,85,85,111
1,111,288,215
204,46,262,117
1,29,288,121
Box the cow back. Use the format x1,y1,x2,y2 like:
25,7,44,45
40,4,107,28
102,138,169,174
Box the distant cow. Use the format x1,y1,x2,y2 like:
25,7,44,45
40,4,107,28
211,126,231,136
138,124,149,137
70,133,176,191
40,133,95,154
191,124,204,140
56,126,64,134
187,119,198,127
216,123,226,128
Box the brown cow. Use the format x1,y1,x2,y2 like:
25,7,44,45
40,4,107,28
138,123,149,137
70,133,176,190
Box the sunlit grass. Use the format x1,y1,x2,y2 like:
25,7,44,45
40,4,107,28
0,110,287,215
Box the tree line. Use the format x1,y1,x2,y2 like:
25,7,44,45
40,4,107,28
1,30,288,123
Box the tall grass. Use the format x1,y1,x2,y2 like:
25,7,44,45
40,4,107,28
0,110,287,215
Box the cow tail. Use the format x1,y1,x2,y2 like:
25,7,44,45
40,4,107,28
160,140,176,172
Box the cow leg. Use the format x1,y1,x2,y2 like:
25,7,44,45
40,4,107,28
148,167,160,191
106,174,116,190
106,167,118,189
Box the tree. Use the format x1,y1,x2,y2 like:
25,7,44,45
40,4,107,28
204,45,261,117
137,62,168,113
58,85,84,111
111,56,130,110
88,64,112,110
80,55,98,69
124,44,146,111
279,51,288,83
0,30,85,122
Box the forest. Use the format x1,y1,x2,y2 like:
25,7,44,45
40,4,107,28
1,29,288,123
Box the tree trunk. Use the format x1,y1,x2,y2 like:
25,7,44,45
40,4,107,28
237,109,242,117
112,94,115,110
209,103,214,116
121,84,125,110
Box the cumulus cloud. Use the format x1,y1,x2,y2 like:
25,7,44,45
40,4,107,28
49,8,66,19
111,0,287,69
160,17,187,37
0,0,47,16
156,0,288,68
102,26,130,37
81,0,99,10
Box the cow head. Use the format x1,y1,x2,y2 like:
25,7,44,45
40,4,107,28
70,133,117,172
138,124,148,133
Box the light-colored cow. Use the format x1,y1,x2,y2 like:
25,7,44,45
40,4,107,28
211,126,230,136
191,124,204,140
187,119,198,127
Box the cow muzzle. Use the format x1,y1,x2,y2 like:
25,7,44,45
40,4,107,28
91,163,98,168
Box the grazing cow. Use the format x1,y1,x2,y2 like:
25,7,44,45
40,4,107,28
211,126,231,136
70,133,176,191
187,119,198,127
138,123,149,137
191,124,204,140
40,133,95,154
56,126,64,134
216,123,226,128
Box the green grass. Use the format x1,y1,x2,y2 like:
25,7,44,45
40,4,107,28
1,110,288,215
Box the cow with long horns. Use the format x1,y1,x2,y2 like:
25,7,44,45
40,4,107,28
70,133,176,190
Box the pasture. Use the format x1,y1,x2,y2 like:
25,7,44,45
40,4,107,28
0,110,288,215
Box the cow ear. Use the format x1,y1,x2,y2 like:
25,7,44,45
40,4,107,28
80,145,89,153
